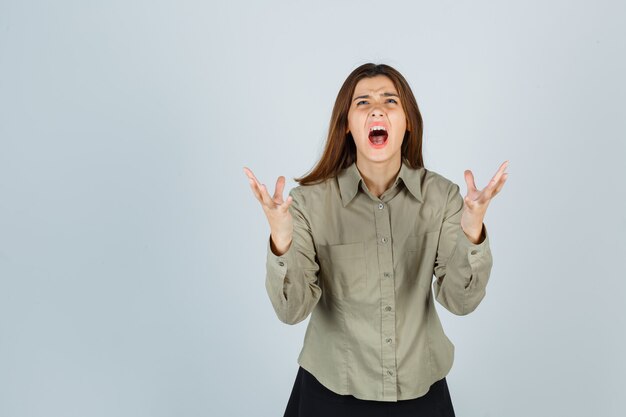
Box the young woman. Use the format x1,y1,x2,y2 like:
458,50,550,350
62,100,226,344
244,63,508,417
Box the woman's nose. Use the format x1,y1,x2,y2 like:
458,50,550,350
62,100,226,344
370,108,384,117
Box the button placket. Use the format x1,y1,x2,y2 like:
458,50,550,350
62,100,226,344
374,201,398,400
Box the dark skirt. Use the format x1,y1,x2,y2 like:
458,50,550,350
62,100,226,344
283,366,456,417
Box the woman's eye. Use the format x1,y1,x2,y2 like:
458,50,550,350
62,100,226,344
356,99,397,106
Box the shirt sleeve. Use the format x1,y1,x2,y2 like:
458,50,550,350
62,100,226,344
433,182,494,315
265,187,322,325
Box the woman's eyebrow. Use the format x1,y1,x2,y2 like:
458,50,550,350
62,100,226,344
352,92,399,102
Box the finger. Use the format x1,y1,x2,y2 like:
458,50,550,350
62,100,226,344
248,179,263,203
279,195,294,213
493,173,508,195
259,183,276,208
248,178,263,204
464,170,478,193
490,160,509,186
481,160,507,195
244,167,275,207
274,176,286,203
243,166,263,189
485,172,508,200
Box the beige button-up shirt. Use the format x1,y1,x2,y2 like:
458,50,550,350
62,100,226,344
265,160,493,402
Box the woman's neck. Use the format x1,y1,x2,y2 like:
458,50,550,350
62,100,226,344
355,156,402,198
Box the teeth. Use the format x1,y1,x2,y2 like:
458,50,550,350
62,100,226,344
369,126,387,132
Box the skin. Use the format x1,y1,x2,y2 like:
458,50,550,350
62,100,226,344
346,75,407,197
243,166,294,255
243,75,509,252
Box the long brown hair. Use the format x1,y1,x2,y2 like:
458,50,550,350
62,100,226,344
294,63,424,185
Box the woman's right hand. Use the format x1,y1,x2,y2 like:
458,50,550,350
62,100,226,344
243,166,294,255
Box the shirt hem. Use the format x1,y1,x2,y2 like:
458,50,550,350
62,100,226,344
296,356,454,402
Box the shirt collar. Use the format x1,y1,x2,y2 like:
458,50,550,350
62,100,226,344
337,160,423,207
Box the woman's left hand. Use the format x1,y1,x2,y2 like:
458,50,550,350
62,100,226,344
461,160,509,243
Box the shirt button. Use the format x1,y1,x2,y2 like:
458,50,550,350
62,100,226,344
384,306,392,312
470,250,478,255
381,237,388,243
384,272,391,278
378,203,384,210
387,370,394,376
278,261,284,266
386,338,392,344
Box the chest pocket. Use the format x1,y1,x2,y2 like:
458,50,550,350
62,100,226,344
319,242,366,300
402,230,439,290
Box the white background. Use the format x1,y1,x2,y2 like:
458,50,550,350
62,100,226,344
1,1,625,416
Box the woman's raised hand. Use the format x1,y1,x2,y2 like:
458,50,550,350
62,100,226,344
460,160,509,243
243,166,294,255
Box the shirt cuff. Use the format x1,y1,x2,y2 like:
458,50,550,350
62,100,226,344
456,223,490,262
266,234,295,280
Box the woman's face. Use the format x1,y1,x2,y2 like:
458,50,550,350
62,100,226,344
347,75,407,166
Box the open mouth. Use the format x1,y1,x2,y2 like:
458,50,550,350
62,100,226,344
368,126,388,146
